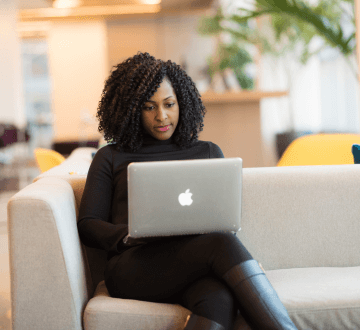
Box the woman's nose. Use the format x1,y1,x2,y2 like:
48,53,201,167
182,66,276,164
156,108,168,121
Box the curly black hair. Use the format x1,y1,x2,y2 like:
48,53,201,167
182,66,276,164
96,52,206,152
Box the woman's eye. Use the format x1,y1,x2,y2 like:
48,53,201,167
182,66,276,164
166,103,175,108
143,106,154,111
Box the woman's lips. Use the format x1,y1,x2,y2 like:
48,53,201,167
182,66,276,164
156,125,171,132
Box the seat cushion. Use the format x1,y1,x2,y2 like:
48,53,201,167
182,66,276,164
83,281,191,330
266,266,360,330
84,281,253,330
85,267,360,330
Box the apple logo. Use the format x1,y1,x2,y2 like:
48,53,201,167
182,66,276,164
178,189,193,206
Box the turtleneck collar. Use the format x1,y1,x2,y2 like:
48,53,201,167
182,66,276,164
142,133,175,146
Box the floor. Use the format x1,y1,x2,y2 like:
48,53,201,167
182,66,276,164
0,157,41,330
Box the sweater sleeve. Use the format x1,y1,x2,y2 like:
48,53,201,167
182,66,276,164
209,142,225,158
77,146,128,253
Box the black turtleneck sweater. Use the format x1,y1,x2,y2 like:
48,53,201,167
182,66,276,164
77,134,224,259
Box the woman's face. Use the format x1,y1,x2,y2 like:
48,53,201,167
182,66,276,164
141,78,179,140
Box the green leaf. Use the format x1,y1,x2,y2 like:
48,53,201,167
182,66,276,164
197,16,222,35
234,68,255,90
216,43,254,72
197,8,224,36
229,0,355,56
198,0,357,79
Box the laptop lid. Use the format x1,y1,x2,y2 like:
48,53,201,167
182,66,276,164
128,158,242,238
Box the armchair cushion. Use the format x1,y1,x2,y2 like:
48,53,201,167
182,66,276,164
84,281,191,330
267,266,360,330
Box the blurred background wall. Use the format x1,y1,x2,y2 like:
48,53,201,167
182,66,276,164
1,0,359,166
6,0,219,157
48,20,108,142
0,0,25,128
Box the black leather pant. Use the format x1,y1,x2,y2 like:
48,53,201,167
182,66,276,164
104,232,253,330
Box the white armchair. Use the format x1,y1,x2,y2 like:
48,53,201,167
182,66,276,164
7,147,360,329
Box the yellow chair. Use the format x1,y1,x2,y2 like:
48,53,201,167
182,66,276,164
277,133,360,166
34,148,66,173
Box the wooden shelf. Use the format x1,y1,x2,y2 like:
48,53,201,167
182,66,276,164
18,4,212,22
200,90,288,104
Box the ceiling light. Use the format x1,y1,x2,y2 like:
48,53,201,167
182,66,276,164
53,0,82,9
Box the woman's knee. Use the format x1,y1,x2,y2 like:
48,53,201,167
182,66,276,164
182,276,234,308
181,276,236,329
212,283,236,308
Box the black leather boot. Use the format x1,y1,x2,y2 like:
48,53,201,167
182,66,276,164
184,314,225,330
222,259,298,330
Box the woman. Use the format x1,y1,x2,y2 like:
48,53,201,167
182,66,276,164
78,52,298,330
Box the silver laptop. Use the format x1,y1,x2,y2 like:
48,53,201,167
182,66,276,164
127,158,242,238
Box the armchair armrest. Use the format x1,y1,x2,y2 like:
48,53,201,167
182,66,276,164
7,177,92,330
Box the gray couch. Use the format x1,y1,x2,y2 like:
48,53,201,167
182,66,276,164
7,147,360,330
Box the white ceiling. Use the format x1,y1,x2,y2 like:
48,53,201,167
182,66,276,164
18,0,214,10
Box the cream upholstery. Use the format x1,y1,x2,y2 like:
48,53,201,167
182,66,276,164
267,267,360,329
84,281,190,330
7,147,360,330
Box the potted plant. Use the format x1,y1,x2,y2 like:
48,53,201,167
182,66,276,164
198,9,256,91
198,0,358,159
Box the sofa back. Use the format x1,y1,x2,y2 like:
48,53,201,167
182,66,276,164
239,164,360,270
